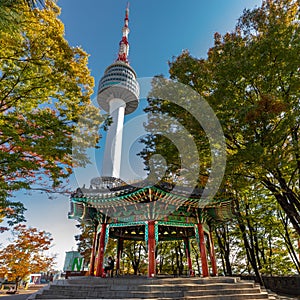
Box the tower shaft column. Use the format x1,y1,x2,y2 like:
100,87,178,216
102,98,126,178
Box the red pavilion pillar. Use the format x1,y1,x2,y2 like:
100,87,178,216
148,220,156,278
88,222,99,276
184,237,194,276
197,223,209,277
116,238,123,276
95,223,107,277
208,230,218,276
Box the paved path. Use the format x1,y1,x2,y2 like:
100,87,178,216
0,294,33,300
0,289,40,300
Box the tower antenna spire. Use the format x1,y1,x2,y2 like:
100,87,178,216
117,3,130,63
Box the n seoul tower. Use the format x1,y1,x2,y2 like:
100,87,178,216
97,4,139,178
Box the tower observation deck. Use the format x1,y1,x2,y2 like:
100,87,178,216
97,4,139,178
98,61,139,114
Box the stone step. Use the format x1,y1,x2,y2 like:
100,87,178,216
183,293,269,300
183,287,263,296
47,282,256,292
37,290,184,298
36,288,267,299
36,294,268,300
45,286,260,293
38,288,266,298
30,277,272,300
36,297,178,300
65,276,241,285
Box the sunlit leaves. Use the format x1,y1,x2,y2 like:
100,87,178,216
0,0,101,212
169,0,300,235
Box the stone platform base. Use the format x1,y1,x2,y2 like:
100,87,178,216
27,276,287,300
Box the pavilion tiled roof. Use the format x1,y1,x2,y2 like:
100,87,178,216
70,177,234,224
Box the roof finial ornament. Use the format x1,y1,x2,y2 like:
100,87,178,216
117,3,130,63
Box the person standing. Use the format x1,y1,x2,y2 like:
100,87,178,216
104,256,115,277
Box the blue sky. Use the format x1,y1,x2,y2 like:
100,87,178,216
2,0,262,270
59,0,262,81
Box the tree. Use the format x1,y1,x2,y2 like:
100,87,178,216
213,186,299,278
169,0,300,235
139,76,212,188
214,223,234,276
0,200,26,232
122,240,146,275
139,0,299,280
0,0,45,8
0,0,101,223
23,0,45,8
0,1,22,34
0,224,55,290
75,221,98,267
0,0,46,34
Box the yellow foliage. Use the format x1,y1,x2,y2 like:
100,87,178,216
0,225,55,283
0,0,101,199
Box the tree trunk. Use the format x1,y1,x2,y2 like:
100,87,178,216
171,252,175,275
175,245,180,276
178,243,184,276
191,241,201,276
235,199,264,286
279,211,300,273
215,225,232,275
262,178,300,235
15,277,19,291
